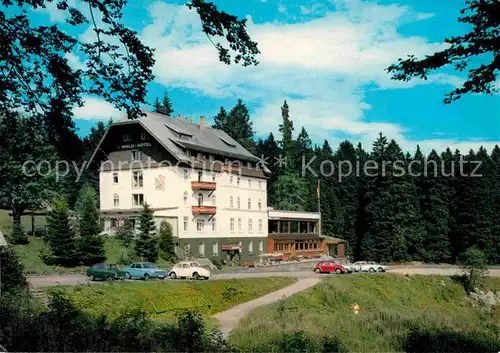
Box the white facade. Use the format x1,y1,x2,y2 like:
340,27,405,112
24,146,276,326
100,165,268,240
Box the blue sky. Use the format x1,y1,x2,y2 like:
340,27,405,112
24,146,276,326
35,0,499,153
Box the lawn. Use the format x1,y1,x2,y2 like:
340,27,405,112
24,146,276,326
54,277,297,323
0,209,46,235
13,236,150,275
230,274,500,352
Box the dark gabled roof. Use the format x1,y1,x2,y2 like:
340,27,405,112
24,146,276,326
89,111,269,172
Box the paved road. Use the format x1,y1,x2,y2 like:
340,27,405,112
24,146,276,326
28,266,500,288
212,277,321,338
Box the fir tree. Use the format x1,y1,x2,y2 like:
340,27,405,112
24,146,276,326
45,198,79,267
212,100,255,152
76,186,105,266
158,221,176,262
0,245,27,295
279,100,294,162
419,150,452,263
116,218,135,247
490,145,500,264
135,204,158,262
153,91,174,116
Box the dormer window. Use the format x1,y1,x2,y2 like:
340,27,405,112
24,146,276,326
141,133,148,141
123,134,132,142
132,150,142,161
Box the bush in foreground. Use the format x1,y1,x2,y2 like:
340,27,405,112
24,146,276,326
0,291,236,352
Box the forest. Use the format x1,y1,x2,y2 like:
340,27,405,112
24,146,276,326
215,98,500,265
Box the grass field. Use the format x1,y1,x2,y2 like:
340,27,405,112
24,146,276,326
230,275,500,352
54,277,296,323
13,236,154,275
0,209,47,235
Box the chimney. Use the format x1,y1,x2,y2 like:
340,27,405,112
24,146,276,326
177,113,182,120
200,116,205,130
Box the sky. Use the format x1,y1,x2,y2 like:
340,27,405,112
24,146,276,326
34,0,499,154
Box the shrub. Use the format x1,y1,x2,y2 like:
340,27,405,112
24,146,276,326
10,223,28,245
459,246,488,294
117,251,139,266
116,219,134,247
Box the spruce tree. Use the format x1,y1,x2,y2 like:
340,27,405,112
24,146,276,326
45,198,79,267
76,186,105,266
490,145,500,264
256,133,281,205
153,91,174,116
279,100,294,162
158,221,176,262
419,150,452,263
116,218,134,247
0,245,27,295
135,204,158,262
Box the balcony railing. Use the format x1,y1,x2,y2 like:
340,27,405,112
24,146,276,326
191,181,216,190
191,205,217,215
268,232,320,239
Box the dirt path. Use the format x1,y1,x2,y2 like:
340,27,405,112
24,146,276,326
212,277,321,338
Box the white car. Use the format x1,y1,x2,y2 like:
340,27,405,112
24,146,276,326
341,262,356,273
168,261,211,280
353,261,388,273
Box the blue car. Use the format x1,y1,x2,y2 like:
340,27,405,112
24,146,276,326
123,262,167,280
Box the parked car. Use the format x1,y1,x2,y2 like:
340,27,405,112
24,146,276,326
86,263,127,281
341,262,355,273
123,262,168,280
168,261,211,280
353,261,388,273
313,261,346,274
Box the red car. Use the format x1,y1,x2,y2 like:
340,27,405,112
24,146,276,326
314,261,346,274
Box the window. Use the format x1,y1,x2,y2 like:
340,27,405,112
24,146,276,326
209,155,214,163
111,218,117,228
198,171,203,182
238,218,242,231
184,169,189,180
258,219,263,232
132,150,142,161
230,218,235,232
248,179,251,188
197,193,203,206
248,198,252,209
123,134,132,142
248,241,253,254
141,132,147,141
113,194,119,208
259,241,264,253
184,191,188,204
230,196,233,208
248,219,253,232
212,173,216,182
133,194,144,206
213,242,219,256
258,199,262,210
184,243,191,253
212,218,216,231
237,197,240,209
183,216,188,231
113,172,119,184
258,180,262,189
212,194,216,206
198,243,205,257
197,152,203,160
247,161,252,168
132,171,143,188
197,219,205,231
230,175,233,184
237,177,240,186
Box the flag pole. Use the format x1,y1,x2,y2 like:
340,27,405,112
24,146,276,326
317,179,321,236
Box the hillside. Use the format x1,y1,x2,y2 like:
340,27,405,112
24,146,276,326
230,275,500,352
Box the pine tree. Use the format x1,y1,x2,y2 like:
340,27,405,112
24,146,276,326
158,221,176,262
279,100,294,162
45,198,79,267
76,186,105,266
135,204,158,262
0,245,27,295
116,218,134,247
153,91,174,116
419,150,452,263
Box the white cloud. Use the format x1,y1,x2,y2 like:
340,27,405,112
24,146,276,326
73,97,122,120
138,1,493,153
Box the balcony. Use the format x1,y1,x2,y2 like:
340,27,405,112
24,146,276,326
192,205,217,215
191,181,216,190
